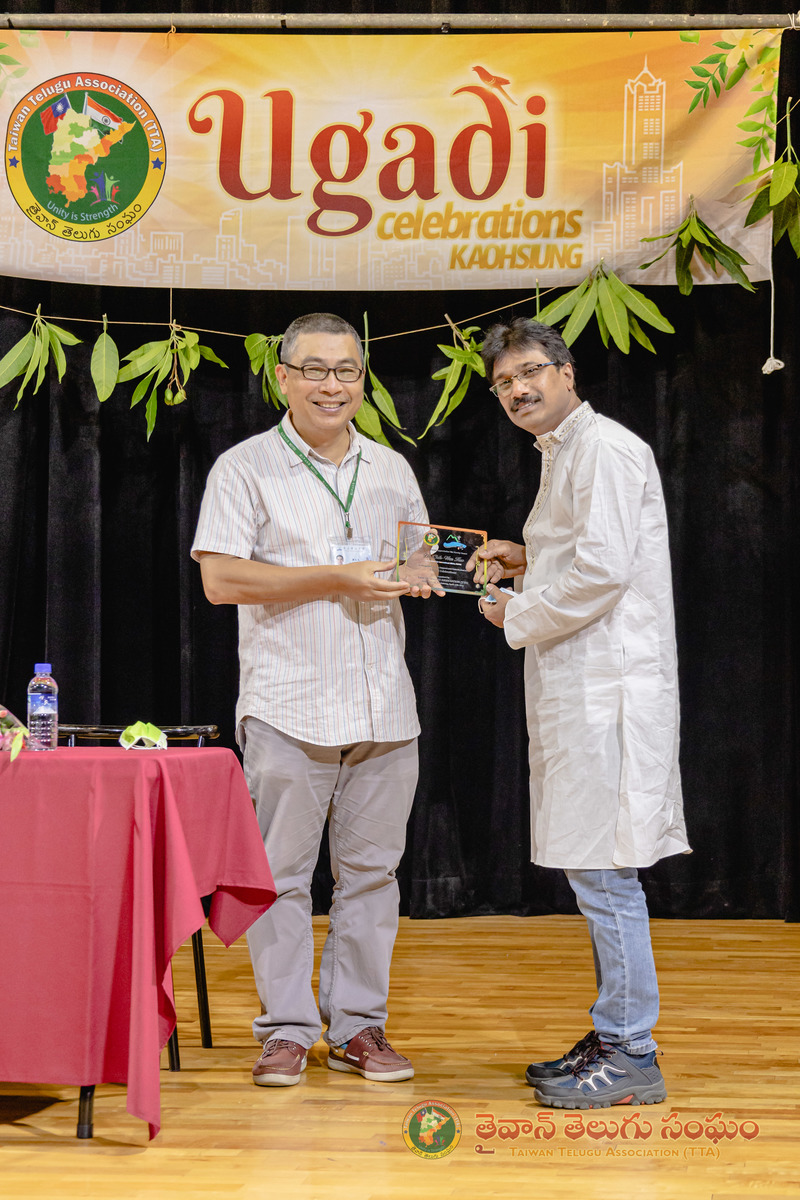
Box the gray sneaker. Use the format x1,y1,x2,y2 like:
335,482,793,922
533,1042,667,1109
525,1031,600,1084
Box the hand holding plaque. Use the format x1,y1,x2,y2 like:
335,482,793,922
396,522,488,596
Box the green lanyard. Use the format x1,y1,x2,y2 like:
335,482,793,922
279,422,362,538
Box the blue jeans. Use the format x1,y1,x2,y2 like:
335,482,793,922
564,867,659,1054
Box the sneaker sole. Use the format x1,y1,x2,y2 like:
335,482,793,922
253,1058,307,1087
533,1083,666,1109
327,1056,414,1082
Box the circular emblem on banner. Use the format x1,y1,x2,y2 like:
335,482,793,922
5,73,165,240
402,1100,462,1159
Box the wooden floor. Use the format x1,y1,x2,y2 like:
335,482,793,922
2,916,799,1199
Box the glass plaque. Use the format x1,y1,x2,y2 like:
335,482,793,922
395,522,488,595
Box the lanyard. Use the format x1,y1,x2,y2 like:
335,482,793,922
279,422,362,538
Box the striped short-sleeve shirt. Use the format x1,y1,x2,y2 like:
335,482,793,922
191,413,426,745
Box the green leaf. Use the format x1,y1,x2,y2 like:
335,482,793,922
420,359,460,438
244,332,268,372
685,80,709,91
177,344,192,385
34,333,49,393
264,340,284,408
47,321,81,346
439,367,473,424
786,211,800,257
90,330,119,401
628,315,656,354
121,338,169,362
744,185,772,227
130,367,156,408
738,121,766,133
737,136,765,149
117,342,169,382
16,335,43,403
368,371,402,429
700,54,724,64
606,272,675,333
0,330,35,389
690,65,711,78
0,54,21,65
537,276,591,325
47,326,67,381
182,330,199,348
597,274,630,353
353,398,391,446
561,277,600,345
675,239,695,295
711,75,720,98
688,91,703,115
770,161,798,206
145,391,158,440
197,344,228,369
680,31,701,43
594,302,610,348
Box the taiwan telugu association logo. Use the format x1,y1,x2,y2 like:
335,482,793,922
5,72,165,241
402,1100,462,1159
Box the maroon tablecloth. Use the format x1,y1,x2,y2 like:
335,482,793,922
0,746,275,1138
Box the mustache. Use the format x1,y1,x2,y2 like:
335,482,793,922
510,392,538,412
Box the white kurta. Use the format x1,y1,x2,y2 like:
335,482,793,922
503,402,690,870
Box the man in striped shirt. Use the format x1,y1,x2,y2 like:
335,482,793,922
192,313,437,1087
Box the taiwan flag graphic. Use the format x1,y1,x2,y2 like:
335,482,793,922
39,96,70,134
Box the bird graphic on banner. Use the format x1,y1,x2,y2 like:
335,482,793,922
472,65,517,105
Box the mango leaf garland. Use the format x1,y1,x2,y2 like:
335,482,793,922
639,198,755,294
420,324,485,438
116,323,228,439
245,332,284,408
537,263,674,352
0,305,81,407
362,312,415,446
741,99,800,258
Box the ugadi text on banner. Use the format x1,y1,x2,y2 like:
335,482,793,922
0,29,782,291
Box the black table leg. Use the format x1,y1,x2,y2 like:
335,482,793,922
77,1085,95,1138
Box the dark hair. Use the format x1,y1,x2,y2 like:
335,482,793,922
481,318,575,382
281,313,364,365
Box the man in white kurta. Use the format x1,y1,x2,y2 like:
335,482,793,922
475,318,690,1109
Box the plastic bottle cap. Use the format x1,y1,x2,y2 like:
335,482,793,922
34,663,52,673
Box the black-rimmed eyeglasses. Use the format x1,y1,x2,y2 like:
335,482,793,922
490,361,557,398
282,361,365,383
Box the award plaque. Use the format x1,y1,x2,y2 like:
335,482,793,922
395,522,488,596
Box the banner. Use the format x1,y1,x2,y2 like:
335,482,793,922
0,28,782,291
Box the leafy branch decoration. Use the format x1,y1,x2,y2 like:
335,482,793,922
741,97,800,258
116,323,228,439
420,318,485,438
640,196,754,295
0,304,81,406
536,263,675,353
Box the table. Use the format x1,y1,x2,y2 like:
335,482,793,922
0,746,275,1139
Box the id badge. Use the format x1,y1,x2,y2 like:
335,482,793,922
329,537,373,564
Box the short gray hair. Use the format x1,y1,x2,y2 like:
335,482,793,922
281,313,364,365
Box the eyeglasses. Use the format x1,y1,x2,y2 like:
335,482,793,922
490,362,557,398
282,361,364,383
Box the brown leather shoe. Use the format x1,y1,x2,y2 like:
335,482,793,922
252,1038,307,1086
327,1026,414,1081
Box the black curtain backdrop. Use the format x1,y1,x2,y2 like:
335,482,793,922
1,2,798,923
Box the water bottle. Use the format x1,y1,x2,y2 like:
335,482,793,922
26,663,58,751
